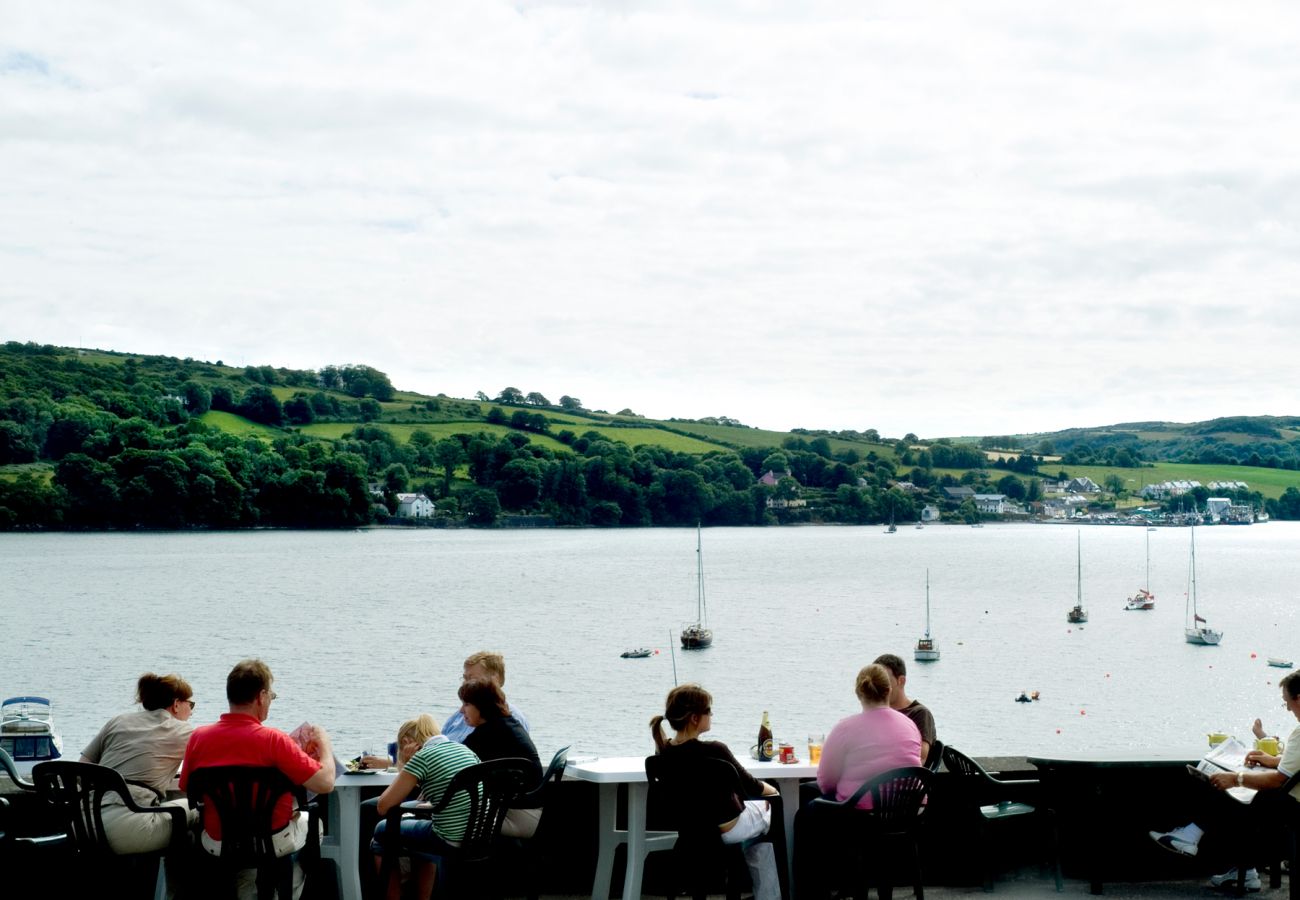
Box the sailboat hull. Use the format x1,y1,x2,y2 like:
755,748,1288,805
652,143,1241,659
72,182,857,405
680,627,712,650
1185,628,1222,646
914,646,940,661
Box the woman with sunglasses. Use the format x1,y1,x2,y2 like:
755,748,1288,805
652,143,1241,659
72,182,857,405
80,671,198,854
650,683,781,900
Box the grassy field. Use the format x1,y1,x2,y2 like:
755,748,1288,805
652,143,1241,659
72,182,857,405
0,463,53,483
297,421,573,452
198,411,283,440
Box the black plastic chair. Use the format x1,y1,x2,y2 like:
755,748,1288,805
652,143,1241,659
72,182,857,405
185,765,320,900
32,760,188,898
513,745,570,900
0,746,37,792
1226,769,1300,897
644,753,788,900
378,756,537,899
941,745,1062,893
808,765,932,900
925,738,945,773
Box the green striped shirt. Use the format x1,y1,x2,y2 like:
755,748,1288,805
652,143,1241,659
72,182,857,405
403,737,480,841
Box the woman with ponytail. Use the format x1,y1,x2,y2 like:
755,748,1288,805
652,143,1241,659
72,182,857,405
80,672,198,854
650,683,781,900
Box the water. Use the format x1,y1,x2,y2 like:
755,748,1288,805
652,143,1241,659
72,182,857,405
1,524,1296,764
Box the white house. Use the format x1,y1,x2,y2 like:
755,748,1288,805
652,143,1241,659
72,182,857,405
920,504,941,522
973,493,1007,514
395,493,436,518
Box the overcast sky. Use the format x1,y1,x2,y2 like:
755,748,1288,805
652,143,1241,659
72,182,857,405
4,2,1300,438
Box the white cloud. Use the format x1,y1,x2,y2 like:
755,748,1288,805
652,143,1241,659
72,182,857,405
4,1,1300,437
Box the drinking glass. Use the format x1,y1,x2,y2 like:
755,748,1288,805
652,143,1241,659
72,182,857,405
808,733,824,764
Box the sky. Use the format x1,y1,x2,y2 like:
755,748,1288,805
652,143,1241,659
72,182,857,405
4,2,1300,439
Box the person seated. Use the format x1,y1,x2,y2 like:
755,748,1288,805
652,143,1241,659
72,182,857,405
358,714,439,772
80,672,198,854
650,683,781,900
372,716,480,900
795,663,922,900
438,651,530,743
1149,670,1300,891
181,659,335,900
874,653,938,765
459,677,543,838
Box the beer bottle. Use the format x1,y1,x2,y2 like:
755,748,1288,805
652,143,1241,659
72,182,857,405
758,711,773,761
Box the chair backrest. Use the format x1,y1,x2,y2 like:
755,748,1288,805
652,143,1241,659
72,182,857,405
0,747,36,792
31,761,133,856
515,744,570,810
185,766,305,866
813,766,932,835
429,757,536,860
645,753,746,842
926,739,945,772
941,744,988,780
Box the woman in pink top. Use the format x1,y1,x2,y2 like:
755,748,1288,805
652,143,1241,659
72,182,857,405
816,663,922,808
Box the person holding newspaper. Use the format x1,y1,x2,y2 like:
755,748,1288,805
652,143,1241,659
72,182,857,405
1149,669,1300,891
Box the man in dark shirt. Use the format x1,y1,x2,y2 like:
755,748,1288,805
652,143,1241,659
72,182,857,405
874,653,937,765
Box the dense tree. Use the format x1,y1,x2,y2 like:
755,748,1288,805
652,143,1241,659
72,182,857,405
559,395,583,411
496,387,524,404
237,386,284,426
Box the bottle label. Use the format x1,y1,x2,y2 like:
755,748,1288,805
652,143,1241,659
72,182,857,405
760,738,774,761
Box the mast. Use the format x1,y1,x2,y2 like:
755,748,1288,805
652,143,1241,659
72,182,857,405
1145,527,1150,593
696,522,707,627
924,569,932,639
1076,531,1082,606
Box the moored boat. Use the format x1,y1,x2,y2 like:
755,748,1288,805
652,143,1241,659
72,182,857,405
620,648,653,659
1267,657,1293,669
0,696,63,775
1184,525,1222,645
680,524,713,650
1124,528,1156,610
914,569,940,662
1067,532,1088,624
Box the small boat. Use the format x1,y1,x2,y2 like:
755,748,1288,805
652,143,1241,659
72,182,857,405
1015,692,1033,703
1067,532,1088,623
1125,529,1156,610
914,569,940,662
1184,525,1222,645
1268,658,1293,669
914,522,924,530
681,524,713,650
0,696,63,775
620,648,653,659
885,508,897,534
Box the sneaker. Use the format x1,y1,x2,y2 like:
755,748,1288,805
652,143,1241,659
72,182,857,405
1209,867,1260,891
1148,830,1198,856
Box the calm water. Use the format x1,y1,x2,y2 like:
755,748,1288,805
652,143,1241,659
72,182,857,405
2,524,1297,764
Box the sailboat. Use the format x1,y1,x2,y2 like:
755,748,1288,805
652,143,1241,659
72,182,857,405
1124,528,1156,610
1184,525,1222,645
1067,531,1088,623
914,569,940,661
885,506,897,533
680,524,713,650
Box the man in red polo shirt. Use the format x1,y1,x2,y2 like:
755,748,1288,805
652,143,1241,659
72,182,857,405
181,658,335,899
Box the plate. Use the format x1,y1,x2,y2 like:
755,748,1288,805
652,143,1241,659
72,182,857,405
346,767,381,775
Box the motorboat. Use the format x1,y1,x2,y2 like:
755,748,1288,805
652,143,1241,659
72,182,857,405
0,696,63,775
620,648,654,659
1267,658,1293,669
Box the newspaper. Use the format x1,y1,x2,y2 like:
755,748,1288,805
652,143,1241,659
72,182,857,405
1188,737,1256,803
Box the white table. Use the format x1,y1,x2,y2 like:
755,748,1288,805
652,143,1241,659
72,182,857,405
323,770,396,900
565,755,817,900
